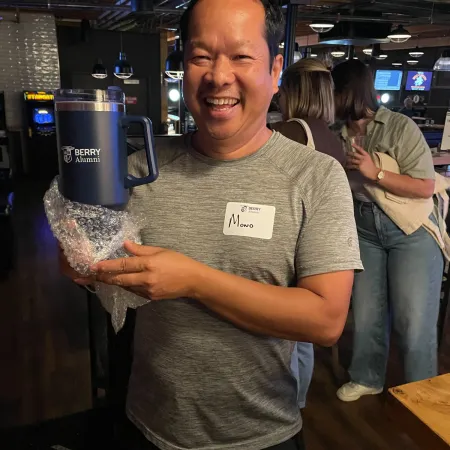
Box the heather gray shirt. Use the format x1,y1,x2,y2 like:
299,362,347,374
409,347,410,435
126,132,362,450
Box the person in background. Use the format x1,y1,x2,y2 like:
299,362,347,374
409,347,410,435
272,58,346,410
271,58,345,166
332,60,443,402
399,96,415,118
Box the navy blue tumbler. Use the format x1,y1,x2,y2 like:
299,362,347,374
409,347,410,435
54,88,158,209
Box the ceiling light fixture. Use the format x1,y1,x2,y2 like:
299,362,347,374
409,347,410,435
407,59,419,66
363,47,373,56
409,46,424,58
91,58,107,79
309,22,334,33
434,49,450,71
376,54,388,60
392,60,403,66
387,25,411,44
114,52,133,79
331,49,345,58
113,33,133,80
165,38,184,80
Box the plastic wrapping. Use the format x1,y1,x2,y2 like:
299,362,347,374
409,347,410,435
44,178,151,332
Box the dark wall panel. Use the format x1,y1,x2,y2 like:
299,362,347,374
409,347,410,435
57,26,162,130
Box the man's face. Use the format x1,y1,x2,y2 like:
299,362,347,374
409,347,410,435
183,0,283,142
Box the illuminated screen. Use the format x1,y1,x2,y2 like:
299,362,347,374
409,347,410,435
24,91,54,101
33,108,54,125
405,71,433,91
374,70,403,91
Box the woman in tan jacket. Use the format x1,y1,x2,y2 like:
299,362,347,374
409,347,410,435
332,60,442,402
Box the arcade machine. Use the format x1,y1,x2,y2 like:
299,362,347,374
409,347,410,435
0,91,14,277
23,90,58,178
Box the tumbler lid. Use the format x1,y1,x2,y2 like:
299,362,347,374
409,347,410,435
54,88,125,104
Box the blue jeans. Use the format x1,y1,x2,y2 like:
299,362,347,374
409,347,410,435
349,201,443,389
290,342,314,409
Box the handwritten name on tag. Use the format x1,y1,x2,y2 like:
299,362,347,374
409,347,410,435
223,202,276,240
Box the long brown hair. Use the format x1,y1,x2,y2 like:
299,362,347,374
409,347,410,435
280,58,335,125
332,60,379,122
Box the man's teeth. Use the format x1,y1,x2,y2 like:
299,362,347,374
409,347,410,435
206,98,239,106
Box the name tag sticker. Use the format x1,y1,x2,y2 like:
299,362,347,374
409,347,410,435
223,202,276,240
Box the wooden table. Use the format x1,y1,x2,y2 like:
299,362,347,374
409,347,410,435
387,374,450,449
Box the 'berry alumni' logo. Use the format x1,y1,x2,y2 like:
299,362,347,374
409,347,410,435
60,146,101,163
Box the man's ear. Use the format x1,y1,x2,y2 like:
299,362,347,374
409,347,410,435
271,54,283,94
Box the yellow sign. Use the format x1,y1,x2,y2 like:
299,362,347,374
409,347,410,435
24,92,54,101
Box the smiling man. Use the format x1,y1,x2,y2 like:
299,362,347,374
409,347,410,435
62,0,362,449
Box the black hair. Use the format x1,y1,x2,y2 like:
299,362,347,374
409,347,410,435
180,0,285,70
332,60,379,122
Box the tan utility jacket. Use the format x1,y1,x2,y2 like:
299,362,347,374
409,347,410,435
364,152,450,261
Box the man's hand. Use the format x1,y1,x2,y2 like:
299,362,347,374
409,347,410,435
346,144,379,181
90,241,203,300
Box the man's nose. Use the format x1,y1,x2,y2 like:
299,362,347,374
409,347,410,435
204,56,235,88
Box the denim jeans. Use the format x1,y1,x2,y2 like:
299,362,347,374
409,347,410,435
349,201,443,389
290,342,314,409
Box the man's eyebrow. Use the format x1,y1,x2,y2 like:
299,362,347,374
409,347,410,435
189,39,254,50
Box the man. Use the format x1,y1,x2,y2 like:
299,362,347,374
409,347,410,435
62,0,362,448
399,96,415,118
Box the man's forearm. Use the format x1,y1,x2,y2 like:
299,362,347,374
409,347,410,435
377,171,434,199
191,266,350,346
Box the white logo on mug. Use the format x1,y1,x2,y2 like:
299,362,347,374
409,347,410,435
62,146,74,163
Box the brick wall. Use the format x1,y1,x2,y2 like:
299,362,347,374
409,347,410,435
0,12,60,131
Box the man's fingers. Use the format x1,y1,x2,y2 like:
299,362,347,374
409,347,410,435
95,272,148,288
91,256,147,274
124,241,163,257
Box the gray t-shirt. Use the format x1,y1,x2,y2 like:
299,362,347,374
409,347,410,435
126,132,362,450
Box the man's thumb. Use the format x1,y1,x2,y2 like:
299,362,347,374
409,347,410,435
124,240,163,256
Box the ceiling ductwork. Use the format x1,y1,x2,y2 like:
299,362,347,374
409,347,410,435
3,0,450,38
131,0,154,14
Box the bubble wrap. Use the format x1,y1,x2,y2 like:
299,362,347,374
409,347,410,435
43,178,151,332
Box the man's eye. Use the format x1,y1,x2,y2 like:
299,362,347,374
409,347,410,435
234,55,251,60
193,56,210,61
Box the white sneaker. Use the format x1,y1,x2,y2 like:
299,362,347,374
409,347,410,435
336,382,383,402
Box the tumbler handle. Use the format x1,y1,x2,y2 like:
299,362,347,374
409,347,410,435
121,115,159,188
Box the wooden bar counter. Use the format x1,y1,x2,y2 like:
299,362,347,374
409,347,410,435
387,374,450,449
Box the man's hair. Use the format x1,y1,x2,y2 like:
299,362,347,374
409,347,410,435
331,60,379,122
180,0,285,70
280,58,335,125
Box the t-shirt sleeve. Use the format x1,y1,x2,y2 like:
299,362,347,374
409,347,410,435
395,118,435,180
295,160,363,279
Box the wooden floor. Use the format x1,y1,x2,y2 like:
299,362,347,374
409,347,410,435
0,178,449,449
0,178,91,428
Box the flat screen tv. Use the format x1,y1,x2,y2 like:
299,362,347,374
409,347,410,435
405,71,433,91
374,70,403,91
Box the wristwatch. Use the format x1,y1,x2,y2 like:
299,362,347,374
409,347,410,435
376,170,385,182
